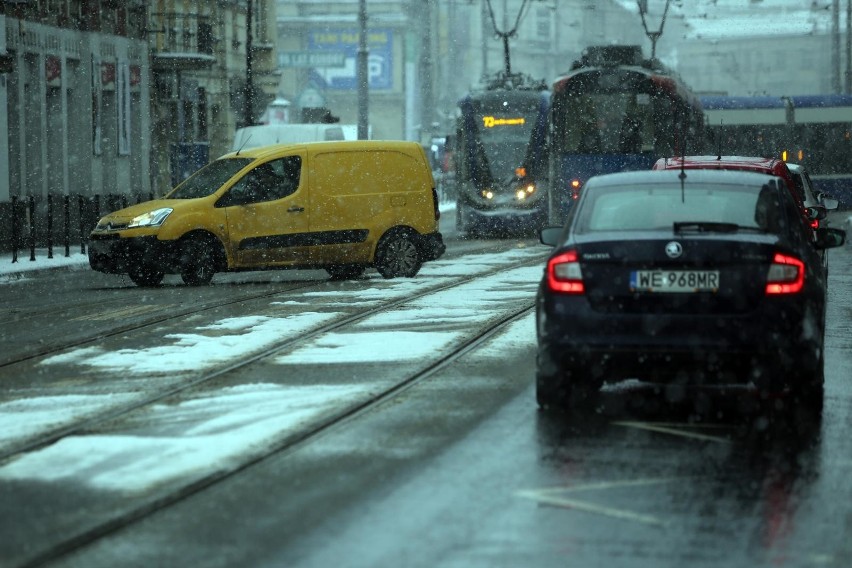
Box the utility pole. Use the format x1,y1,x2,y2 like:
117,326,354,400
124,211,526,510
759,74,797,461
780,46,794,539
357,0,369,140
846,0,851,93
419,0,435,142
833,0,840,93
243,0,255,126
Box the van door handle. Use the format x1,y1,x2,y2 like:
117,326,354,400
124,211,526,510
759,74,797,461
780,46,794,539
287,206,305,213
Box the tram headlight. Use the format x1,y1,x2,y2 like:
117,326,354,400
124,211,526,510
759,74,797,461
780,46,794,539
481,189,494,200
515,184,536,201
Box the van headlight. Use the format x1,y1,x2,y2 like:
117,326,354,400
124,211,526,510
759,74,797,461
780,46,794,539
127,208,173,228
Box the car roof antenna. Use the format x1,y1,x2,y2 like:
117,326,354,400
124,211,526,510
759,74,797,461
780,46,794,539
236,133,253,156
716,119,723,160
679,121,687,203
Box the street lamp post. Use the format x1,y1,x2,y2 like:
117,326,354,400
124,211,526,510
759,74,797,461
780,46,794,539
357,0,369,140
244,0,255,127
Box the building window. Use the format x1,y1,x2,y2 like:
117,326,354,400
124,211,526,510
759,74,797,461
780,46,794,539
536,7,551,40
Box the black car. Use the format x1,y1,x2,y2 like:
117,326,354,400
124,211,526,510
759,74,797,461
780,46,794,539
536,169,846,412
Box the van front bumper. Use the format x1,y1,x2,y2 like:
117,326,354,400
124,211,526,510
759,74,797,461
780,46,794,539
88,234,180,274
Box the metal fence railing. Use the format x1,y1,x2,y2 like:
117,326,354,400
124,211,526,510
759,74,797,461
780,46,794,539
1,193,154,264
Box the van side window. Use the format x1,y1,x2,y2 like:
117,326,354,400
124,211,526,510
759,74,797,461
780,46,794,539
221,156,302,206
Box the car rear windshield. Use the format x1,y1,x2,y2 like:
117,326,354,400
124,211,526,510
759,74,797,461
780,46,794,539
573,183,785,234
166,158,254,199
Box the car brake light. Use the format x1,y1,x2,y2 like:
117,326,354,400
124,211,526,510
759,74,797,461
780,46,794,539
765,252,804,295
570,179,582,199
547,250,585,294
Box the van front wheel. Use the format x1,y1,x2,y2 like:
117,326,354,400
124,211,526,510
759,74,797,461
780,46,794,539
180,235,217,286
375,231,422,278
128,264,164,287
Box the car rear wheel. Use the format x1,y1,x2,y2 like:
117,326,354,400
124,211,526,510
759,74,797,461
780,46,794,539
375,230,422,278
128,264,164,287
790,348,825,413
326,264,366,280
536,367,599,411
180,235,217,286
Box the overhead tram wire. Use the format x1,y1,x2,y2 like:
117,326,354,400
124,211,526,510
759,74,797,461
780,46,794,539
484,0,533,76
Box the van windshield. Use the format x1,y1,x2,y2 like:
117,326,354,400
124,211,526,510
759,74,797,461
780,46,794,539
166,158,254,199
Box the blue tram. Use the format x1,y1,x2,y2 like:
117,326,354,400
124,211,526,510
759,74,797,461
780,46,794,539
701,93,852,209
452,73,551,237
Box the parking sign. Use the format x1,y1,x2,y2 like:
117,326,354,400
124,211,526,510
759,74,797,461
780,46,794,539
307,29,393,91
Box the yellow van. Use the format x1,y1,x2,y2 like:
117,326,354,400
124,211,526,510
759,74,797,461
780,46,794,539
88,140,446,286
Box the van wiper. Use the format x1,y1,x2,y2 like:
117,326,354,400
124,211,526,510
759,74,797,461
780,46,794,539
673,221,766,234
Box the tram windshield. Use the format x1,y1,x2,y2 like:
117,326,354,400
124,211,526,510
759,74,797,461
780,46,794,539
473,102,540,180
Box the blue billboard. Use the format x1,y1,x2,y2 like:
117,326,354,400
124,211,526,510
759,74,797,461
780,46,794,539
307,29,393,91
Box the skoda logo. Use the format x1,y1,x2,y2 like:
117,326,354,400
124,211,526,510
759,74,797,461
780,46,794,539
665,241,683,259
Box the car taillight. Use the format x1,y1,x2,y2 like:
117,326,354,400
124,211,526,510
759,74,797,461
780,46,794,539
547,250,585,294
765,252,804,295
570,179,582,200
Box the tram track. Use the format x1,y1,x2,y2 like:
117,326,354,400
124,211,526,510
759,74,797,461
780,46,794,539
12,300,534,568
0,280,322,369
0,239,524,369
0,249,546,464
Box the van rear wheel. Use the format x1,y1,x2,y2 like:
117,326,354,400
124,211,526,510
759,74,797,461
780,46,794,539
375,231,422,278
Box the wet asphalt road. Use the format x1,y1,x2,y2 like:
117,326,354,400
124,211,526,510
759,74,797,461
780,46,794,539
41,215,852,568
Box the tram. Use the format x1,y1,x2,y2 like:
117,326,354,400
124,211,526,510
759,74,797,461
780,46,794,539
549,45,704,223
452,72,551,237
701,93,852,208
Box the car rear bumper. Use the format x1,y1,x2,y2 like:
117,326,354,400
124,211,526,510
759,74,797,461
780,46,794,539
536,292,820,389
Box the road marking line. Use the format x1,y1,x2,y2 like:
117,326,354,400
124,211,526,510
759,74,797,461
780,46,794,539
516,478,699,526
614,421,731,443
516,487,667,526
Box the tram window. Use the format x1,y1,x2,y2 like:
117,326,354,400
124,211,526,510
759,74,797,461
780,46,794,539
653,97,674,156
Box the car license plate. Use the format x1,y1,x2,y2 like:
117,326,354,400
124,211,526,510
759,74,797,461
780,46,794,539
630,270,719,293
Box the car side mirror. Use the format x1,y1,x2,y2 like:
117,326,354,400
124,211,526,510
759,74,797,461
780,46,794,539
814,227,846,249
806,205,827,221
822,197,839,211
539,226,563,246
216,190,251,208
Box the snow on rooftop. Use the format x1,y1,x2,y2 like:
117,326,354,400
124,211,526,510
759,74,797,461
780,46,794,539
615,0,841,40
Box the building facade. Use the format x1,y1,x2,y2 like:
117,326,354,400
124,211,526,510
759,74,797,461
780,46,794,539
146,0,279,194
274,0,648,143
0,0,279,204
0,1,150,202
